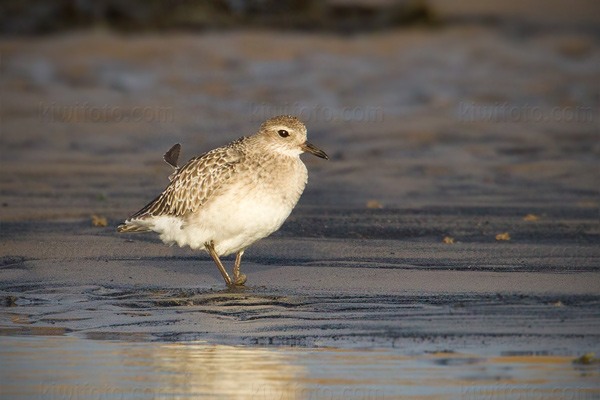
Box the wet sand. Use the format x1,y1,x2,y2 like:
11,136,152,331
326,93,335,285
1,208,599,353
2,335,598,399
1,23,599,388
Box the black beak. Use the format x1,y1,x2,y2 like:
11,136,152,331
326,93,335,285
301,141,329,160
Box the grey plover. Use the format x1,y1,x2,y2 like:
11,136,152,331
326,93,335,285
118,116,328,286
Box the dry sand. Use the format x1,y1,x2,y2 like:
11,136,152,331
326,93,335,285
0,26,599,354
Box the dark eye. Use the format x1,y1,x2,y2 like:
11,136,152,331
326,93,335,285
278,129,289,138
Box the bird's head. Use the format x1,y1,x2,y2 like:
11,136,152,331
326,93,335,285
257,115,329,160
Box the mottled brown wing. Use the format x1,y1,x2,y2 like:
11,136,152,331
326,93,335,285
129,140,244,219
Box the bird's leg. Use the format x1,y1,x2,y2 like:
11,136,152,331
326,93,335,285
205,241,233,286
232,250,247,286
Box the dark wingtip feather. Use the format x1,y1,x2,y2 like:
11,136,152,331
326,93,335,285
118,223,150,233
164,143,181,169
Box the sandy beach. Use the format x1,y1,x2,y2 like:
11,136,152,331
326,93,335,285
1,16,599,398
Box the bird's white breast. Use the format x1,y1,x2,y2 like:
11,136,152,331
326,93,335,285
156,154,308,256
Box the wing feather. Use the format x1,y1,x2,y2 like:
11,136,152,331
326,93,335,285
128,139,244,220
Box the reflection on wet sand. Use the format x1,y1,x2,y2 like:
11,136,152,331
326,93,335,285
1,336,598,400
0,336,306,399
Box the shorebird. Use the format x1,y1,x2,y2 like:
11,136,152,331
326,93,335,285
118,116,328,286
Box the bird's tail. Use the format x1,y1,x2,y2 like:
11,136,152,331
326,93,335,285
118,219,151,233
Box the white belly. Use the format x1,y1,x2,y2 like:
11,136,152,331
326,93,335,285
150,159,307,256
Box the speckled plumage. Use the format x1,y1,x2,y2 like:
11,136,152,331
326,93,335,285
118,116,328,286
129,138,245,219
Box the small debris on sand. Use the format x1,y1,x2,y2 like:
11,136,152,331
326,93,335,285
91,215,107,227
572,353,598,365
366,200,383,209
523,214,540,221
495,232,511,241
443,237,454,243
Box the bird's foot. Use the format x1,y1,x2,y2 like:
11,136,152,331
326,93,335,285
233,273,247,286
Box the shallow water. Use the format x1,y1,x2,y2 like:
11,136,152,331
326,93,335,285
1,335,598,400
